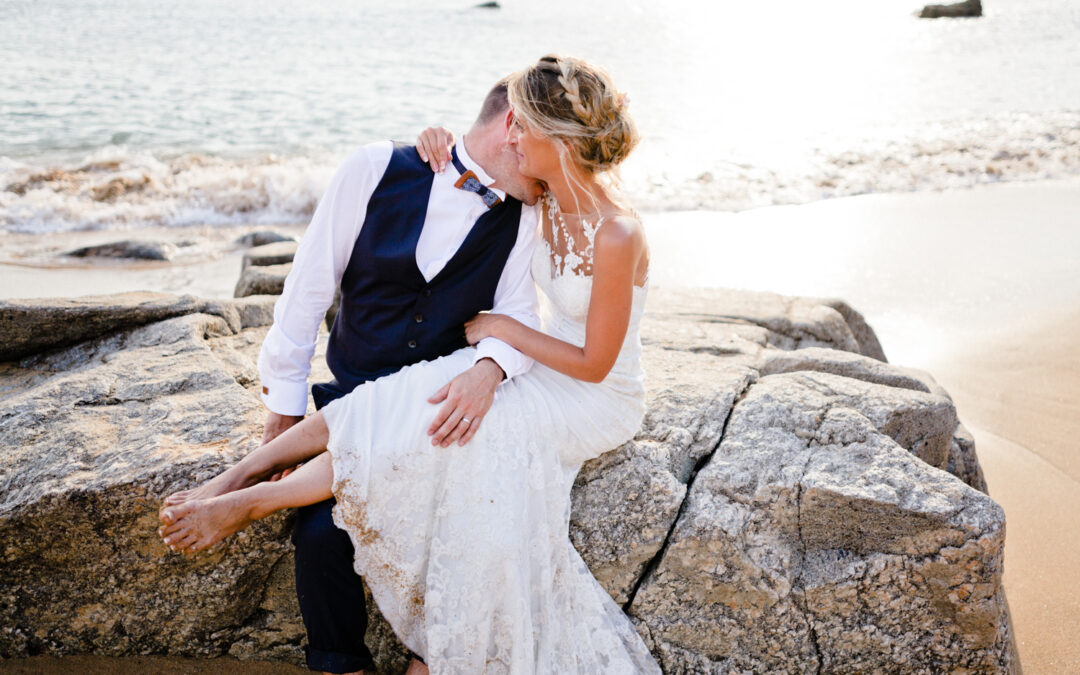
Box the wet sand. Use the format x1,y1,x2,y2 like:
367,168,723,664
923,309,1080,674
0,224,307,301
1,178,1078,672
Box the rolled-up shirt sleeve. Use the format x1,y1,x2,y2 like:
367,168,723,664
257,142,391,415
473,203,541,381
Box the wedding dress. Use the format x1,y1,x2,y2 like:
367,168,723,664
322,193,659,674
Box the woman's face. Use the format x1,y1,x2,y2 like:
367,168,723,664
507,112,561,182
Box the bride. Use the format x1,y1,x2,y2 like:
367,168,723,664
158,54,660,674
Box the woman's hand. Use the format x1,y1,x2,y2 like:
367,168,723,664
416,126,455,173
465,313,510,346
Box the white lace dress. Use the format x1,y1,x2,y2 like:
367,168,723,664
321,196,658,674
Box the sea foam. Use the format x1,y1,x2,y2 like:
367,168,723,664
2,112,1077,234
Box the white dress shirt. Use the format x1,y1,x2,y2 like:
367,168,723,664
258,138,541,416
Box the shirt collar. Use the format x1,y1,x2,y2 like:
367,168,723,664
457,137,506,200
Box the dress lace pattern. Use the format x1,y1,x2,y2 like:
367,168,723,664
321,199,656,674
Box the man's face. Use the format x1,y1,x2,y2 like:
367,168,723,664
483,109,546,205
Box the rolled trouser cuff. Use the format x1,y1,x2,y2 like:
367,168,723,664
304,645,376,673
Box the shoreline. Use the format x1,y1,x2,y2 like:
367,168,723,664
1,178,1077,672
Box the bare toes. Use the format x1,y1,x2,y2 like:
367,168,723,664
161,501,198,526
177,533,201,554
162,529,188,548
161,517,188,535
164,489,194,505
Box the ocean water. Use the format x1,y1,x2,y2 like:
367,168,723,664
1,0,1078,233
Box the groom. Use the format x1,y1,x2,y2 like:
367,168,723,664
256,80,544,674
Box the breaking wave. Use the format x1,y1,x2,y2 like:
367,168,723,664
2,111,1078,234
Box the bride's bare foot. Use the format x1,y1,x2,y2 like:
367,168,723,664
159,460,260,522
158,492,256,554
160,482,223,510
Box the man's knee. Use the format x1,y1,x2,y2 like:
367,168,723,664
292,498,350,558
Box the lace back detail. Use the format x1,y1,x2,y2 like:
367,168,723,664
542,191,599,280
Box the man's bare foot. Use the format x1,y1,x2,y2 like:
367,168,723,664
405,657,429,675
158,492,256,554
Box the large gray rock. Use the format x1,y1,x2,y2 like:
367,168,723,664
0,288,1015,673
626,371,1011,673
0,294,297,660
0,293,252,362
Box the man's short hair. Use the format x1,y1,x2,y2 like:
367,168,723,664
475,78,510,125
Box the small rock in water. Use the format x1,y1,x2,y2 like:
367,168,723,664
235,230,297,248
919,0,981,18
474,1,500,7
67,240,177,261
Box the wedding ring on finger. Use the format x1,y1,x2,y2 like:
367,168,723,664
461,417,472,426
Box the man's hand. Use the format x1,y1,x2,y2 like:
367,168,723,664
427,358,504,447
263,411,304,480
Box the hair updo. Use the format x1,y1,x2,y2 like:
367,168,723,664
507,54,639,174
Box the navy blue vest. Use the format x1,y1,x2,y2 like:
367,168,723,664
313,142,523,409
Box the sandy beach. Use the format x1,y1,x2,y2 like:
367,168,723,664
923,310,1080,674
1,178,1077,672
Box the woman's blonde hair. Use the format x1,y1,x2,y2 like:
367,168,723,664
507,55,639,213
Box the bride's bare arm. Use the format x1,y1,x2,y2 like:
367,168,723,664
465,217,645,383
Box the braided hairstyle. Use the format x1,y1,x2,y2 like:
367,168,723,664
507,54,639,175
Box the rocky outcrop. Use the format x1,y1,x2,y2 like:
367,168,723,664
242,242,299,271
232,242,300,300
0,288,1015,672
919,0,982,18
0,293,263,362
234,263,292,298
0,294,296,660
230,246,341,332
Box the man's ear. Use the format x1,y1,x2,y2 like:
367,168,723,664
503,107,514,133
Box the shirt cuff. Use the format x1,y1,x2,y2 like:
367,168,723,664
259,378,310,417
473,337,530,383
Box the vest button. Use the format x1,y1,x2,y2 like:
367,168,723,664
414,313,424,323
407,340,417,349
424,289,432,297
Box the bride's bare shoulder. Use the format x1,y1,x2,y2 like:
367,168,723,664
595,211,645,251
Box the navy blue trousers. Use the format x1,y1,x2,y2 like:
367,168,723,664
292,497,376,673
294,380,424,673
293,380,374,673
